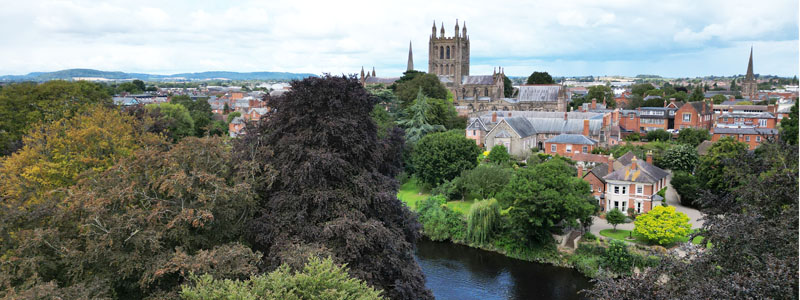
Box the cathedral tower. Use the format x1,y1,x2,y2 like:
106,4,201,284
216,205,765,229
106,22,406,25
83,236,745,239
741,47,758,99
428,20,469,84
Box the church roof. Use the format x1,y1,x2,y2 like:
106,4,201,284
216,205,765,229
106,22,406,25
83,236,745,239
365,77,399,84
517,85,564,102
544,134,597,145
462,75,494,85
504,117,538,138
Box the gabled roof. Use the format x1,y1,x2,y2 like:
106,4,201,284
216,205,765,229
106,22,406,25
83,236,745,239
544,134,597,145
517,85,564,102
587,163,610,182
248,108,268,115
462,75,494,85
504,117,537,138
466,117,489,131
604,157,669,184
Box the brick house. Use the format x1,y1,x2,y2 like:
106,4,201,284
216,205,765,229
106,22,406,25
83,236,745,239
637,107,675,132
711,127,778,150
228,117,246,138
544,134,597,157
674,100,714,130
602,153,669,215
618,109,640,133
466,115,491,146
716,112,777,129
580,163,609,206
244,107,269,121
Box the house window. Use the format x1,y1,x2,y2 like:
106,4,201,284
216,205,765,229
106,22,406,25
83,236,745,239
756,136,761,142
636,201,643,214
582,146,588,153
636,185,643,195
629,113,634,120
683,113,691,122
759,119,767,127
669,110,675,116
550,144,557,153
566,145,572,153
621,186,627,194
745,136,750,142
614,186,620,194
472,130,476,136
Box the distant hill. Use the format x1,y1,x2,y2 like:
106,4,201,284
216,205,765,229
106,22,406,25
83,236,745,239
0,69,317,82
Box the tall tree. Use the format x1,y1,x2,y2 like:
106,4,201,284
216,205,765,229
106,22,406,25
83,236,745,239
660,144,699,172
503,74,514,97
631,83,656,96
676,128,711,147
235,75,432,299
394,73,448,107
526,71,555,85
497,159,596,244
0,81,111,155
688,85,705,102
412,130,481,187
587,85,616,108
171,95,216,137
711,94,728,104
780,102,798,145
695,137,749,195
146,102,195,142
396,90,445,144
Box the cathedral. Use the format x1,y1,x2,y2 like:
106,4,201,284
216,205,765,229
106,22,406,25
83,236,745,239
741,47,758,99
428,20,568,114
360,20,569,114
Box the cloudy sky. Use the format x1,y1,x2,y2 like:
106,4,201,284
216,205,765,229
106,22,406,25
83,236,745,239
1,0,797,77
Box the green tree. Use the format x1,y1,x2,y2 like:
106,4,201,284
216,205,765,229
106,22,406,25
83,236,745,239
396,90,446,144
780,102,798,145
416,196,466,242
671,170,700,207
497,159,596,244
660,144,699,172
711,94,728,104
633,205,691,245
0,80,111,155
605,208,627,232
730,79,737,91
116,82,143,94
132,79,146,92
371,104,394,139
412,130,481,187
645,129,671,142
146,102,195,142
676,128,711,147
587,85,616,108
526,71,555,84
696,137,749,194
631,83,656,96
427,97,464,130
625,94,644,109
669,91,688,102
642,97,665,107
459,164,512,199
394,72,448,107
644,89,663,97
226,111,242,123
171,95,217,137
466,198,501,245
181,257,384,300
601,240,633,274
487,144,511,165
503,74,514,97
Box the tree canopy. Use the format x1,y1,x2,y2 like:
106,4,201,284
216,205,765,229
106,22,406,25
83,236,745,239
235,75,432,299
394,72,448,107
676,128,710,147
396,90,446,144
145,102,195,142
412,130,481,188
660,144,699,172
526,71,555,85
586,85,616,108
503,74,514,97
633,205,691,245
780,101,798,145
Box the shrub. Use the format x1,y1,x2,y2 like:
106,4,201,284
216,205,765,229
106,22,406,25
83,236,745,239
624,133,641,141
606,208,627,231
601,240,633,274
466,199,501,245
487,145,511,165
645,129,672,142
634,205,691,245
459,164,512,199
417,196,466,241
431,177,463,200
582,232,597,241
180,256,384,300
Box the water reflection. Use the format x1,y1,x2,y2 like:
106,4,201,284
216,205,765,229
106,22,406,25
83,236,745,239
415,238,592,300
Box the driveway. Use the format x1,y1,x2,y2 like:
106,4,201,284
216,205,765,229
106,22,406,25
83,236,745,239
590,172,705,237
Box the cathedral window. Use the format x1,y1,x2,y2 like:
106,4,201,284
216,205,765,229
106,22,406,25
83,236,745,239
440,47,443,59
446,65,449,74
484,88,489,97
446,46,450,59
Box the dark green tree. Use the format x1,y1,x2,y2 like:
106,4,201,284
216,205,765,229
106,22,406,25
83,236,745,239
487,144,511,165
526,71,555,84
642,97,665,107
235,75,432,299
711,94,728,104
146,102,195,142
695,137,749,195
394,73,448,107
660,144,699,172
171,95,216,137
412,130,481,187
132,79,146,92
601,240,633,274
645,129,671,142
689,86,705,102
605,208,627,232
587,85,616,108
459,164,512,199
671,170,700,207
676,128,711,147
625,94,644,109
503,74,514,97
396,90,446,144
780,102,798,145
497,159,596,244
631,83,656,96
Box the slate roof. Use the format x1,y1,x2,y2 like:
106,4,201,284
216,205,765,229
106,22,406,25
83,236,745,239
365,77,399,85
696,140,714,156
712,127,778,135
462,75,494,85
248,108,268,115
544,134,598,145
466,118,489,131
588,163,610,181
517,85,564,102
230,117,245,125
504,117,538,137
604,157,669,184
686,101,711,113
572,153,610,164
719,112,775,119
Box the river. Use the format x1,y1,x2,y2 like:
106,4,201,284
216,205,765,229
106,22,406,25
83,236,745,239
415,238,593,300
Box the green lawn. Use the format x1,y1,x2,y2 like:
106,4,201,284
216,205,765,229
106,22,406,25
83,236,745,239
397,179,429,211
446,200,474,215
599,229,704,247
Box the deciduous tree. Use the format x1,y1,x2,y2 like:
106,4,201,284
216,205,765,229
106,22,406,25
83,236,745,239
676,127,711,147
660,144,699,172
146,102,195,142
633,206,691,245
412,130,480,187
605,208,626,232
526,71,554,84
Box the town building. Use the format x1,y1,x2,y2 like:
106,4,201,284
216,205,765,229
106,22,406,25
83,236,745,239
543,121,598,157
711,127,778,150
602,152,669,214
674,100,714,130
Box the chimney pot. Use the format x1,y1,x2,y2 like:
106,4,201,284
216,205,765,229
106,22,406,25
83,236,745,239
646,151,653,164
583,119,590,136
608,156,614,173
577,165,584,178
492,112,497,123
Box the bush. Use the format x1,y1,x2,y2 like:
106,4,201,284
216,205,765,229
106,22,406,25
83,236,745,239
466,199,501,245
601,240,633,274
634,206,691,245
606,208,627,231
671,171,699,207
431,177,462,200
676,128,711,147
396,171,410,185
459,164,512,199
624,133,641,141
417,196,466,241
180,256,384,300
582,232,597,241
645,129,672,142
487,145,511,165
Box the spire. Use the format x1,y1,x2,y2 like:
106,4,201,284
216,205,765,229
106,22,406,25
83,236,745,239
455,19,460,38
407,41,414,71
372,66,376,77
432,20,436,37
745,46,755,81
360,66,364,80
462,20,467,38
440,22,445,37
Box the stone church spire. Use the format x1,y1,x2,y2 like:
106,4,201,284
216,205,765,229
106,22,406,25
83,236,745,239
745,46,755,81
371,66,376,77
407,41,414,71
440,22,445,37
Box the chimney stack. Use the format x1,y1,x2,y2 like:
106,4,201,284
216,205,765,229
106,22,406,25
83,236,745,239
591,98,597,110
577,165,584,178
631,156,638,170
670,98,676,107
508,112,512,117
492,111,497,123
564,110,568,121
583,119,590,136
608,154,615,174
646,151,653,165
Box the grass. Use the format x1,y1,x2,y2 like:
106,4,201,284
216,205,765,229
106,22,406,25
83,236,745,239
599,228,705,247
446,200,474,215
397,178,429,211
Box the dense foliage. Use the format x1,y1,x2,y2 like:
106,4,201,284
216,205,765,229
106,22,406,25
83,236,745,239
416,196,466,242
526,71,555,84
676,128,710,147
497,159,596,244
396,90,445,144
394,73,448,107
466,199,501,245
633,205,691,246
588,140,798,299
459,164,512,199
146,102,196,142
0,80,111,155
695,137,748,195
181,257,383,300
170,95,226,137
605,209,626,231
659,144,699,172
601,240,634,274
236,75,432,299
412,130,480,188
645,129,671,142
780,101,798,145
670,170,700,207
486,144,511,165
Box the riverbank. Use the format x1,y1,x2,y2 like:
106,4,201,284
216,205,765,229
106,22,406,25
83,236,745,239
398,179,653,279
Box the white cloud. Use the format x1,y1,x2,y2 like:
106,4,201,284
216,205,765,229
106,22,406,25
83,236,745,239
0,0,796,77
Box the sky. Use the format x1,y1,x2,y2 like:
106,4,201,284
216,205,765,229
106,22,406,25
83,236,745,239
0,0,797,78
